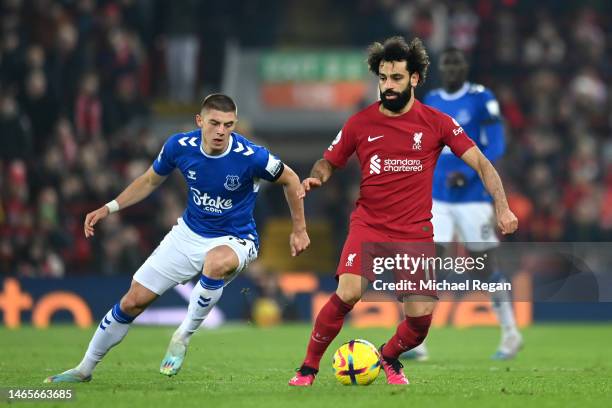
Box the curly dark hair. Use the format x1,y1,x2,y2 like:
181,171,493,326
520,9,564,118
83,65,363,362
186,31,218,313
367,36,430,85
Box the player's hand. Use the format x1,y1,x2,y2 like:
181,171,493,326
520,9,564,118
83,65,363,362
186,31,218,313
84,206,110,238
496,208,518,235
290,228,310,257
301,177,322,195
296,183,306,200
447,172,467,188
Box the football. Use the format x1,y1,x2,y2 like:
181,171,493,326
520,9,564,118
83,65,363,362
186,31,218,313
332,339,381,385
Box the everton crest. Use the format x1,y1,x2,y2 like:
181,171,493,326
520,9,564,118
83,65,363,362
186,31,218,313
224,175,241,191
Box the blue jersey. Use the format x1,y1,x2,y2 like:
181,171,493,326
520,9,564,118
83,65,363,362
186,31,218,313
152,130,283,248
425,82,505,203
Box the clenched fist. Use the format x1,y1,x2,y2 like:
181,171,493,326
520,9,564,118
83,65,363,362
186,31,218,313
496,208,518,235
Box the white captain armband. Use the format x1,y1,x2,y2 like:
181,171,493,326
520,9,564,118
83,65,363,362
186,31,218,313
266,155,284,181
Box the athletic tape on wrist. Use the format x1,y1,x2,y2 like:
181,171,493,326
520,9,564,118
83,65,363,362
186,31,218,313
105,200,120,213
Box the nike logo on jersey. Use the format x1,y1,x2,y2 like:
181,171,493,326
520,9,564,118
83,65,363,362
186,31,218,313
367,135,384,142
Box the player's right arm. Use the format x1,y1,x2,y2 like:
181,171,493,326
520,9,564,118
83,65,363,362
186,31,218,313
84,167,167,238
84,135,178,238
302,159,336,193
303,122,356,194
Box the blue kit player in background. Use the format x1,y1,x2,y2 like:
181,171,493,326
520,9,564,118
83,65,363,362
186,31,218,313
403,48,522,361
45,94,310,383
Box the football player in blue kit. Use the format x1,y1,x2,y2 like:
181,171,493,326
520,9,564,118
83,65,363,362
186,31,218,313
403,48,522,361
45,94,310,383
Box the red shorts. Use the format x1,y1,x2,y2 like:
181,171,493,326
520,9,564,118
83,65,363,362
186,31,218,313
337,221,437,299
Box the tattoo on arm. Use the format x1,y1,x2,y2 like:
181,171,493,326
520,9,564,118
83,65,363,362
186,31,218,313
480,159,509,212
309,159,334,183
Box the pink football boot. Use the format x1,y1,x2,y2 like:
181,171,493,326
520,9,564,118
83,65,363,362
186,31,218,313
288,366,318,386
380,345,410,385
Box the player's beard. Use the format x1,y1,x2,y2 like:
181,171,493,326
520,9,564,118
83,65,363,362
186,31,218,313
380,86,411,113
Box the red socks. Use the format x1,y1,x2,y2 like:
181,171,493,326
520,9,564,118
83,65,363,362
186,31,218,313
382,314,432,359
303,293,354,370
302,296,433,368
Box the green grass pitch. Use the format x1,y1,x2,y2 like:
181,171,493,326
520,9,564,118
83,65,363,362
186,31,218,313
1,324,611,407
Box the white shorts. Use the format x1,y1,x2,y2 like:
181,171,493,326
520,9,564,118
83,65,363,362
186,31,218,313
133,218,258,295
432,200,499,252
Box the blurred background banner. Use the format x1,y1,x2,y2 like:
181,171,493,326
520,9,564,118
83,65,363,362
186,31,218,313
3,275,612,329
1,0,612,327
224,44,376,132
259,50,370,110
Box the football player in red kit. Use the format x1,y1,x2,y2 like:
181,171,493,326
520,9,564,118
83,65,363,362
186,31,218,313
288,36,518,386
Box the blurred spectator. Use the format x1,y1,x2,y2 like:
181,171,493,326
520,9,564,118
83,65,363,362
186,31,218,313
20,69,59,152
103,74,149,133
523,16,565,67
49,22,86,115
0,94,32,160
448,2,479,53
160,0,200,103
74,72,102,140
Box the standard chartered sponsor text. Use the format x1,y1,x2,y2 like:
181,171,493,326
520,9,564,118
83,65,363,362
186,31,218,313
383,158,423,172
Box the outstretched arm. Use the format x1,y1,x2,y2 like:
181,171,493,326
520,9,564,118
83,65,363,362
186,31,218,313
275,164,310,256
302,158,336,194
460,146,518,235
84,166,167,238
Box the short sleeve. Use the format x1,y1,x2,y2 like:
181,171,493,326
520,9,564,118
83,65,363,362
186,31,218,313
252,145,284,182
152,137,177,176
480,89,502,122
439,113,475,158
323,120,357,168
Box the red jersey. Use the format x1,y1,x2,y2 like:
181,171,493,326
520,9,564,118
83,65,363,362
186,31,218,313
324,100,475,239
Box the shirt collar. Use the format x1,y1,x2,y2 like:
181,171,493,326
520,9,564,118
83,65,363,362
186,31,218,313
439,82,470,101
200,134,233,159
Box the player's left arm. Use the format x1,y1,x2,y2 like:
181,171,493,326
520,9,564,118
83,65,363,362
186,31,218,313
275,165,310,256
479,90,505,163
448,92,506,188
459,146,517,235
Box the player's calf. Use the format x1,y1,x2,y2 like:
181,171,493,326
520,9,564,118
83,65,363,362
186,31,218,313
380,312,433,384
44,300,142,383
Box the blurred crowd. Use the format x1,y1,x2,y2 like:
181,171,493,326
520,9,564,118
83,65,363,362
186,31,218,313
0,0,173,276
1,0,611,277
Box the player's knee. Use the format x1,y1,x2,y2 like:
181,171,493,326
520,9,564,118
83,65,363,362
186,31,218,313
119,294,146,316
410,303,435,317
404,299,437,317
203,250,238,280
335,287,362,305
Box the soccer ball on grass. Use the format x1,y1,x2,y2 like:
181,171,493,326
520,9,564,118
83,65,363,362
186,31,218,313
332,339,381,385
